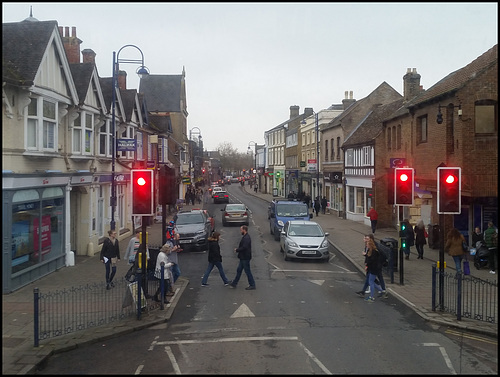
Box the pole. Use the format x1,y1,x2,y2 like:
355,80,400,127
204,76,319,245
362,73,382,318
110,51,117,231
439,213,445,310
315,112,320,201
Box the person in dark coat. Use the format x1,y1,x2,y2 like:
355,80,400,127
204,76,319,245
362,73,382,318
314,197,321,217
321,196,328,214
364,238,383,302
201,232,230,286
414,219,427,259
229,225,255,290
100,229,121,290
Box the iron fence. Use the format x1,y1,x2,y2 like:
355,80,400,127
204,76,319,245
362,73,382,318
34,265,169,347
432,265,498,323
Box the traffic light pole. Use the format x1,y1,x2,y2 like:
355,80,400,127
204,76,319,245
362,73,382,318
438,213,445,310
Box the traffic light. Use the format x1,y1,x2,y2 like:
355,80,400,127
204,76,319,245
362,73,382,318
131,169,153,216
399,221,407,251
437,167,461,214
159,165,177,205
394,168,414,205
276,171,281,178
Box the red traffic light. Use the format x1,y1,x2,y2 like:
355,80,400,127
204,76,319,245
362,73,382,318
437,167,461,214
131,169,154,216
394,168,414,206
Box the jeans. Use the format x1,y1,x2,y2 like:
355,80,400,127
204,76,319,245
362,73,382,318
231,259,255,287
171,263,181,283
416,243,424,258
201,261,230,285
452,255,463,274
370,220,377,234
362,272,385,292
367,272,383,298
105,262,116,284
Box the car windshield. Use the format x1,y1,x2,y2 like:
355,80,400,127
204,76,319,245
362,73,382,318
176,213,205,225
276,203,309,217
288,224,323,237
227,204,245,211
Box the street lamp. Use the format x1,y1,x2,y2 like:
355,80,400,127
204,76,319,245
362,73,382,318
248,141,257,185
110,45,149,232
188,127,202,182
301,111,320,200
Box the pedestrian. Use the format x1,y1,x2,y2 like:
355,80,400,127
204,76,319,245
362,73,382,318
201,232,231,286
124,230,150,266
366,206,378,234
254,184,258,193
484,221,498,274
364,237,384,303
100,229,121,290
229,225,256,290
321,196,328,214
314,197,320,217
444,227,466,274
288,191,295,199
471,226,483,248
356,234,387,299
414,220,427,259
153,243,173,303
166,232,182,289
402,219,415,260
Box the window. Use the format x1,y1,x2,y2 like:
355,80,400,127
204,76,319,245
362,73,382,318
417,116,428,144
330,139,334,161
396,124,402,150
475,101,497,134
336,137,341,160
324,140,329,161
73,111,94,155
387,127,392,150
362,146,371,166
346,149,354,166
26,97,57,152
99,119,111,157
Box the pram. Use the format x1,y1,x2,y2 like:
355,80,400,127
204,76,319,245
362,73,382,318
472,240,490,270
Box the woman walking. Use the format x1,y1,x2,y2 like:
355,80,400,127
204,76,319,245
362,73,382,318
414,220,427,259
201,232,230,286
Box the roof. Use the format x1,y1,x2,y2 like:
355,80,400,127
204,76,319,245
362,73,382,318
139,74,183,112
407,44,498,108
69,63,95,105
2,20,59,86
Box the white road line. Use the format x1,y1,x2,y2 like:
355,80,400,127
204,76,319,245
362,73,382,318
155,336,299,346
298,341,333,374
165,346,182,374
420,343,457,374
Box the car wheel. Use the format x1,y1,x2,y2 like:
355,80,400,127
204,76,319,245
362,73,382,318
222,221,227,227
284,250,290,261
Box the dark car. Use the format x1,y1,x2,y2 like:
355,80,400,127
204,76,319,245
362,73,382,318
213,190,229,203
174,210,212,252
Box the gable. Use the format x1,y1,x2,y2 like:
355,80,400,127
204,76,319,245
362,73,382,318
35,41,69,97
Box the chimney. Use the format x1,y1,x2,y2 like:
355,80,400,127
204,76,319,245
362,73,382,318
403,68,421,102
117,70,127,90
82,49,96,64
59,26,82,64
289,105,300,119
304,107,314,118
342,90,356,110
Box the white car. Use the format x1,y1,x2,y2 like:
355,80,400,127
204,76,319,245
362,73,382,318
280,220,330,262
211,186,223,197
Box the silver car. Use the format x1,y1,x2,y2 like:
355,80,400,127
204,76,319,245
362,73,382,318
221,203,249,226
280,220,330,261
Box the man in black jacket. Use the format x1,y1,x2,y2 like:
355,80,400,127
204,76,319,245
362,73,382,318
229,225,256,290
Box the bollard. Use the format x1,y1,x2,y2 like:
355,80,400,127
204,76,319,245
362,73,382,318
34,288,39,347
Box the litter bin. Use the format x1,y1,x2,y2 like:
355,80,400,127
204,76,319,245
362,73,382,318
380,237,398,272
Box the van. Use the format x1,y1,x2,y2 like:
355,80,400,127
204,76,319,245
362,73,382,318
268,199,312,241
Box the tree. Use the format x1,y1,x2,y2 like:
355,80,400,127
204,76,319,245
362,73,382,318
216,142,253,174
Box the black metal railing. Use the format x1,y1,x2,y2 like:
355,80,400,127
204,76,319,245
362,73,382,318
34,263,169,347
431,264,498,323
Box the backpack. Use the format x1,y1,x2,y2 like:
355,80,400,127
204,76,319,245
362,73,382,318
375,242,390,267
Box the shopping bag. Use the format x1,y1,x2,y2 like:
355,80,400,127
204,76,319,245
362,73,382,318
463,260,470,275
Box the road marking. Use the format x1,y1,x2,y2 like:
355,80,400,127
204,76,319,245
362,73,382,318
165,346,181,374
419,343,457,374
309,280,325,285
445,329,498,345
230,303,255,318
156,336,298,345
298,341,332,374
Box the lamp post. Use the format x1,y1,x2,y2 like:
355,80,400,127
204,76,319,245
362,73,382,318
301,111,320,200
188,127,202,183
110,45,149,232
248,141,257,186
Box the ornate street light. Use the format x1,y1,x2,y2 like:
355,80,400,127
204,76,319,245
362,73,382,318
248,141,257,184
110,45,149,232
188,127,202,182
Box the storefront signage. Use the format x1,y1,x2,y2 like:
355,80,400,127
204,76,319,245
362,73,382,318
117,139,136,151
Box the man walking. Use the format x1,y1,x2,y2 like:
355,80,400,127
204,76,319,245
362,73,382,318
229,225,256,290
367,206,378,234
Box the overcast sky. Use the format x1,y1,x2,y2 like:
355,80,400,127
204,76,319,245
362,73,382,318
3,2,498,153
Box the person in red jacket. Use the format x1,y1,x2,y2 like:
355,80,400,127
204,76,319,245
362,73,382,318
367,207,379,234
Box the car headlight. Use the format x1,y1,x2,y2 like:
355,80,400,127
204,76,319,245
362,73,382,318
277,220,284,227
288,240,298,248
321,239,329,248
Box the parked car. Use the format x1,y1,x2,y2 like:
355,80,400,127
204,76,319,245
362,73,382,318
221,203,249,226
213,190,229,203
279,220,330,262
268,199,312,241
173,209,212,252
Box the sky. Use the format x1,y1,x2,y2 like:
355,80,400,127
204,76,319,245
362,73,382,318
2,2,498,153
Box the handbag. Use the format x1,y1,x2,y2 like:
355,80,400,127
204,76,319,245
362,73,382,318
463,260,470,275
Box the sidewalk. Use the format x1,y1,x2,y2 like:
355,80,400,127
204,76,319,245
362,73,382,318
2,188,497,374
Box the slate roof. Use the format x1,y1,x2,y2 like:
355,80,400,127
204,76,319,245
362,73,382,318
342,98,405,148
2,20,59,86
120,89,138,123
139,74,183,112
407,44,498,108
69,63,95,106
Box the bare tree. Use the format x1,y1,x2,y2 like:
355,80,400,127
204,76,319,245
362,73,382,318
216,142,252,174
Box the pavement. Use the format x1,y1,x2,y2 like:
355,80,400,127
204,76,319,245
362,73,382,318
2,184,498,374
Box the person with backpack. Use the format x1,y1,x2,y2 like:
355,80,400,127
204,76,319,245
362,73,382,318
364,236,384,303
356,234,388,299
484,221,498,274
